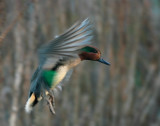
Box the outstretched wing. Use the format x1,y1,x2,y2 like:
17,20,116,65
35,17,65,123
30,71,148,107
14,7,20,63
38,18,94,69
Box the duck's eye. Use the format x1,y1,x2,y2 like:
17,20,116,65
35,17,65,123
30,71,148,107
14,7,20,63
93,50,98,53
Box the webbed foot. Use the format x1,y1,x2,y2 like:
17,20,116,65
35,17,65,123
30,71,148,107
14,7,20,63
45,93,56,115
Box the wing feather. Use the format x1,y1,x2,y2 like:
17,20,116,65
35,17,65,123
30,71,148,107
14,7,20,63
38,18,94,69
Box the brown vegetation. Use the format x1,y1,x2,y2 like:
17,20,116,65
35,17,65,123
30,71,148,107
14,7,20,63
0,0,160,126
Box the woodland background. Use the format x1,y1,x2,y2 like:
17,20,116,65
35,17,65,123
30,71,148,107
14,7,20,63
0,0,160,126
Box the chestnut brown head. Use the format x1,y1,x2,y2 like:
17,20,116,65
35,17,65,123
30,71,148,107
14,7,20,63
79,46,110,65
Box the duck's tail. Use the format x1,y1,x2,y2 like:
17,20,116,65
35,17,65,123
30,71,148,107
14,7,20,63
25,93,41,113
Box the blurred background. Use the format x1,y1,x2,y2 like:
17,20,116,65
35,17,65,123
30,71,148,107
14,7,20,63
0,0,160,126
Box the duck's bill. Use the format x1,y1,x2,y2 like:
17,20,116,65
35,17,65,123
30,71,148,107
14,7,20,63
98,58,110,65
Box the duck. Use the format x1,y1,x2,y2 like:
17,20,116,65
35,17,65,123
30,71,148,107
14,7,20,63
25,18,110,114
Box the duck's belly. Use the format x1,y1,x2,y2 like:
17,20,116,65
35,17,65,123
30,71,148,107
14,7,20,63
51,66,68,89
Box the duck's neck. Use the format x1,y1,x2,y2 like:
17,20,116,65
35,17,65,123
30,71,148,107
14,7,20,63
66,58,81,69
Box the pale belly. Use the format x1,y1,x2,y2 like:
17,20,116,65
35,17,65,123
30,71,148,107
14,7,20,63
51,58,81,89
51,66,68,89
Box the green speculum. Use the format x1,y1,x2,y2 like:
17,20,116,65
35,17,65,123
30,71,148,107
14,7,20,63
42,70,57,88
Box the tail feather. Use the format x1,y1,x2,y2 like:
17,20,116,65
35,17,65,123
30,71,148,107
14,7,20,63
25,93,36,113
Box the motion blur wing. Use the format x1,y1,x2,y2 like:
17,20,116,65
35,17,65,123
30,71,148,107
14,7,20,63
38,18,94,69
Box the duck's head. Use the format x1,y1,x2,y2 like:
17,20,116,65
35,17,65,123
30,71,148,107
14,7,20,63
79,46,110,65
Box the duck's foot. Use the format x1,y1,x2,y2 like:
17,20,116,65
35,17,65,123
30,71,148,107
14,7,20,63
46,94,56,115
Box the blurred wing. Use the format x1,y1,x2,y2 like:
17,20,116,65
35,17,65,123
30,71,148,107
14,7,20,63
38,18,94,69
